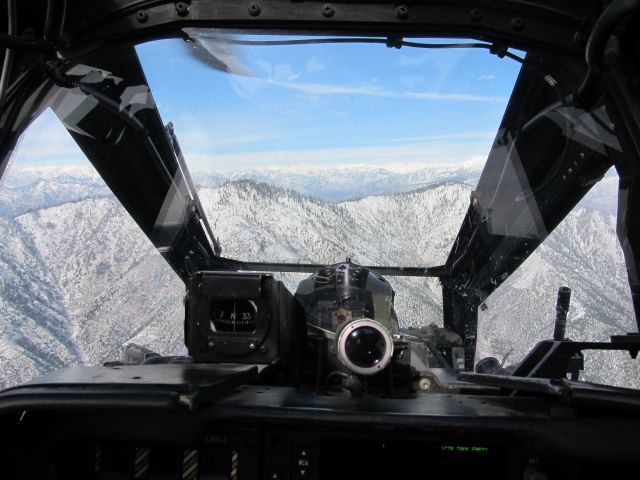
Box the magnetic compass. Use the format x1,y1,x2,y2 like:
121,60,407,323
210,299,258,333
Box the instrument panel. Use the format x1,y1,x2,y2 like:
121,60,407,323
19,422,635,480
2,367,639,480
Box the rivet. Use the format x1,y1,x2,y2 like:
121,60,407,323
322,4,335,17
511,17,524,31
175,2,190,17
248,3,261,16
396,5,409,20
469,8,482,22
573,31,588,46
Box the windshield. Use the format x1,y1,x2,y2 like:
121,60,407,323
0,30,637,391
138,31,518,267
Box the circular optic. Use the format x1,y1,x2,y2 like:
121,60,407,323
336,318,393,375
345,326,386,368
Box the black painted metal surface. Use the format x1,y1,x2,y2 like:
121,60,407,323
0,364,258,410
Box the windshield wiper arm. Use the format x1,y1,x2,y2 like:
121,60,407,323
186,33,525,63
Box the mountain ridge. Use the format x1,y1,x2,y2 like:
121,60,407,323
0,166,636,389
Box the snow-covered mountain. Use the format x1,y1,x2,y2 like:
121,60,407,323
0,164,109,216
478,207,637,387
0,197,185,388
192,161,484,202
0,164,637,389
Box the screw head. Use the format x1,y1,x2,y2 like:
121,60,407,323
259,345,267,354
418,377,432,391
175,2,190,17
573,31,588,46
396,5,409,20
136,11,148,23
511,17,524,31
322,4,335,17
249,342,257,350
248,3,261,16
469,8,482,22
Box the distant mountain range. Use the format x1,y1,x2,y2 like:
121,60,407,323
0,163,636,389
192,161,485,201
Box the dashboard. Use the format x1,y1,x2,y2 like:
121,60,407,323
1,365,639,480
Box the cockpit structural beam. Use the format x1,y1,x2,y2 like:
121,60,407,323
605,65,640,331
441,46,618,368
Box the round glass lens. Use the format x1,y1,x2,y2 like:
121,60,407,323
344,326,387,368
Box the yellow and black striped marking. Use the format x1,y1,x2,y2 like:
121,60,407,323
182,449,199,480
133,447,151,479
230,450,239,480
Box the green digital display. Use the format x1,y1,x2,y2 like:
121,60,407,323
441,445,490,453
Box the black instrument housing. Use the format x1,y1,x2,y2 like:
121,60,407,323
187,271,304,371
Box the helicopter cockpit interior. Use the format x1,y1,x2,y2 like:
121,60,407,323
1,1,640,479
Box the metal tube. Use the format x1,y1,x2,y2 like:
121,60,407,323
44,0,56,41
553,286,572,341
576,0,640,104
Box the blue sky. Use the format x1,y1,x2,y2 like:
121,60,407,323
137,35,521,171
10,34,522,171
